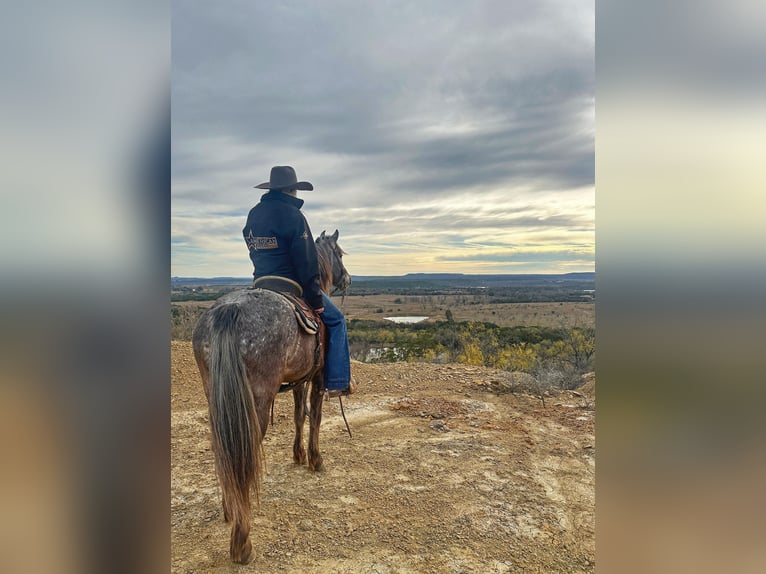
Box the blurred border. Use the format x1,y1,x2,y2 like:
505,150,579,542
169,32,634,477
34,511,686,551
0,3,169,574
598,0,766,571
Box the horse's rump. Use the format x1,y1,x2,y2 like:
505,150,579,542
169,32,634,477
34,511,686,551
193,289,318,388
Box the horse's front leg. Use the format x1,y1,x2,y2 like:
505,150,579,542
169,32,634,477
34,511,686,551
292,383,307,465
308,376,325,472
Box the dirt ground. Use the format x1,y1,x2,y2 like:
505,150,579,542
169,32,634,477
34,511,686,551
171,341,595,573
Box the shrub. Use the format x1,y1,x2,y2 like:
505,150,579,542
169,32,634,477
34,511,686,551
171,304,207,340
457,341,484,366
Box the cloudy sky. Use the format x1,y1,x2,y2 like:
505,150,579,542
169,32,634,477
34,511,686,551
172,0,594,277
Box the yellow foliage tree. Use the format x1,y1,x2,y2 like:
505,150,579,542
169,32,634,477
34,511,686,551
493,344,538,372
458,341,485,366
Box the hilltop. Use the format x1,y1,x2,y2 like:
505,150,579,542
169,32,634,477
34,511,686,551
172,341,595,573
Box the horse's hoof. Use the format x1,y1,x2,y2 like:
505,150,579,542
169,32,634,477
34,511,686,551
231,540,252,564
309,460,324,472
293,451,307,465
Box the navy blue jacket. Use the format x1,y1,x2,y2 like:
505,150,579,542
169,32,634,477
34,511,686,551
242,191,324,309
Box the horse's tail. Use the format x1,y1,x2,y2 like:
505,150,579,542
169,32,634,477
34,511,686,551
208,303,263,530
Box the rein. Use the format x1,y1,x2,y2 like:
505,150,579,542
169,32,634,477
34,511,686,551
333,395,353,438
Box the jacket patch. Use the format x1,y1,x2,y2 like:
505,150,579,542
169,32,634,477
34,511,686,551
245,230,278,250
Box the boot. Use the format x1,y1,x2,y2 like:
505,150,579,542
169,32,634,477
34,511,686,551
327,377,358,398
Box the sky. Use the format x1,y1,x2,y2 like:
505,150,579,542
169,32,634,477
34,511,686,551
171,0,594,277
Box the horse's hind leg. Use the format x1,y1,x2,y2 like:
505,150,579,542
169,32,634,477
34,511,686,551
228,395,270,564
308,377,325,472
292,383,307,465
230,514,252,564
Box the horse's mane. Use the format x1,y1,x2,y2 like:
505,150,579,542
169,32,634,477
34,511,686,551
315,240,333,293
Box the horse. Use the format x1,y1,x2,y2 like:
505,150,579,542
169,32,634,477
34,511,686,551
191,229,351,564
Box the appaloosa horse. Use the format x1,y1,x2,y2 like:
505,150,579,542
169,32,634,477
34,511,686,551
192,229,350,563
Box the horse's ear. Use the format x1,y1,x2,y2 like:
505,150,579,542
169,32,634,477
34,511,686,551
332,229,339,240
320,230,326,239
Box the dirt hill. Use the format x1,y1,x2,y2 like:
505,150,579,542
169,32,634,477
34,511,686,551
171,340,595,573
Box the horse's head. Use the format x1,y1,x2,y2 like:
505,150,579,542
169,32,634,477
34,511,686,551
316,229,351,296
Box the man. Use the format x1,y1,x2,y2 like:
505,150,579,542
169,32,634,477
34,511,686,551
242,166,355,397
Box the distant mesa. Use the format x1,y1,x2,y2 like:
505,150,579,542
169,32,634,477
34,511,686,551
172,272,595,284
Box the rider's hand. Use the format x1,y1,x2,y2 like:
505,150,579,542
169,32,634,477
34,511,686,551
315,307,325,314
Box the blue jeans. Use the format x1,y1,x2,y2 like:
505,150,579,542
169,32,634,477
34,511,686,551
318,293,351,390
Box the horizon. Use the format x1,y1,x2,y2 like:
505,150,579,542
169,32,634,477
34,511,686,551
171,270,595,280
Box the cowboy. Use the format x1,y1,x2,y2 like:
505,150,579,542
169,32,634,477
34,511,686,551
242,166,356,397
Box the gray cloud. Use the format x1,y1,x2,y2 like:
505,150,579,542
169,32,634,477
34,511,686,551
172,0,594,275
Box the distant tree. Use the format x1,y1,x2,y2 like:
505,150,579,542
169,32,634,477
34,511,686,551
445,309,454,323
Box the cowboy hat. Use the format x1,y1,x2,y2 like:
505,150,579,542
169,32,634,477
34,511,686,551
254,165,314,191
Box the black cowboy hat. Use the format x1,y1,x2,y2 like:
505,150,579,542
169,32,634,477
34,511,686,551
254,165,314,191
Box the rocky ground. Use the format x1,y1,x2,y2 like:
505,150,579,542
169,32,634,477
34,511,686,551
171,340,595,573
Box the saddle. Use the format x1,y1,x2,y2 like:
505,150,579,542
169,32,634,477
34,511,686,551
253,276,326,399
253,276,320,335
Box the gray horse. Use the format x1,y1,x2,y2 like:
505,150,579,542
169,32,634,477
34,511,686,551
192,230,350,564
